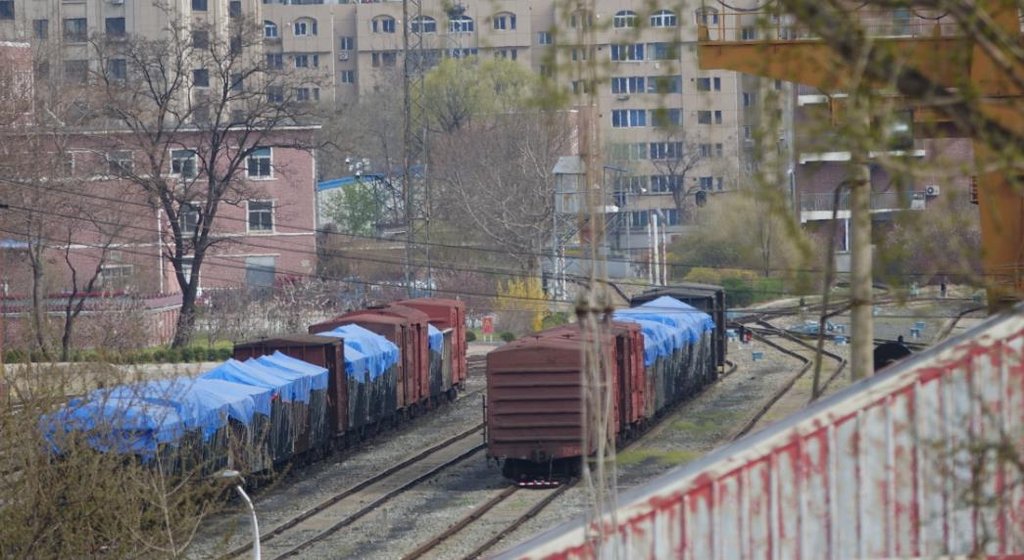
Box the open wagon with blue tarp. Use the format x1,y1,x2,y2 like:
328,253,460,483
314,324,400,437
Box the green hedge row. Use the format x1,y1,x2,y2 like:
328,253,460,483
3,346,234,365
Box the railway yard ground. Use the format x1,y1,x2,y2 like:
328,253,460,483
180,292,986,559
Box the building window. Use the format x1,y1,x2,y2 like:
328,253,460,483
33,19,49,39
106,58,127,81
697,111,712,124
247,147,272,178
100,264,134,291
64,60,89,83
493,12,516,30
294,54,319,68
105,17,126,38
373,16,396,34
171,149,198,178
537,31,552,44
715,143,724,157
650,142,683,160
267,86,284,102
649,75,682,93
741,26,757,40
266,53,283,69
192,30,209,49
714,110,723,124
0,0,13,20
449,16,473,33
699,143,713,158
371,52,397,67
650,175,683,193
264,20,278,38
611,109,647,128
650,9,677,28
647,42,675,60
743,91,755,107
570,10,592,29
192,69,209,87
610,43,644,62
695,7,719,25
191,0,207,11
180,204,201,236
339,36,354,50
410,16,436,33
295,86,320,101
230,73,243,92
613,10,637,28
651,108,682,127
571,80,590,94
340,70,355,83
294,18,317,36
609,142,648,162
611,76,645,94
63,18,88,43
696,77,721,91
229,0,241,17
248,200,274,232
106,150,133,175
716,177,725,190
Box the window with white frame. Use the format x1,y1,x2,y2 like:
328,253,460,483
100,264,134,291
537,31,552,44
295,87,319,101
611,76,645,94
740,26,756,40
264,20,278,38
339,36,354,50
373,16,396,33
696,76,721,91
294,18,317,36
650,9,677,28
714,110,723,124
410,16,436,33
171,149,197,177
647,42,675,60
248,200,274,232
650,141,683,159
179,203,201,236
247,147,272,178
649,75,681,93
649,175,683,193
698,176,714,190
340,70,355,83
266,53,283,69
294,54,319,68
569,10,592,28
610,43,644,61
695,7,719,25
651,108,682,127
611,109,646,128
493,12,516,30
613,10,637,28
448,15,473,33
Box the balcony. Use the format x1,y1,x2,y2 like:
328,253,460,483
799,191,924,222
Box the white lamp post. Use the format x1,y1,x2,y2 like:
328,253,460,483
218,469,260,560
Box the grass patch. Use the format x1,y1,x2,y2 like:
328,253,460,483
616,448,702,468
671,410,739,435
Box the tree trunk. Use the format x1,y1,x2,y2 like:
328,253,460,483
172,284,198,349
28,245,50,359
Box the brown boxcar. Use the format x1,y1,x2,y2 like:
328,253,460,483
397,298,468,389
310,305,430,413
487,327,624,480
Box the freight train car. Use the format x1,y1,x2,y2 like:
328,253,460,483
630,282,727,370
487,296,716,482
494,307,1024,559
45,297,467,479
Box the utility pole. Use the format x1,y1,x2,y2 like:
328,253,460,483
848,112,873,381
401,0,427,297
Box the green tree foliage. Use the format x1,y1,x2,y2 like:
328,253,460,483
420,58,541,132
324,179,387,236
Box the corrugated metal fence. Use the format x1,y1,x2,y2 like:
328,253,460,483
496,308,1024,559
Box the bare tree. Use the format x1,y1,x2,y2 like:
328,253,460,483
648,127,703,223
86,14,317,347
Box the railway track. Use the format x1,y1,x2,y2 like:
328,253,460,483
218,423,486,560
731,319,847,440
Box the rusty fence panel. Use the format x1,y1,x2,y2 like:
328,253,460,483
495,308,1024,559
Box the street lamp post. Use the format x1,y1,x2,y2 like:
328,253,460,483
218,469,260,560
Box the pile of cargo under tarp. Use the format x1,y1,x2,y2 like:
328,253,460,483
43,351,331,475
613,296,717,413
314,323,400,434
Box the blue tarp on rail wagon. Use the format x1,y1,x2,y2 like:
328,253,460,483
254,351,330,392
614,296,714,344
201,359,310,404
43,395,186,457
316,324,399,380
102,376,268,439
622,318,677,367
427,324,443,353
237,359,314,404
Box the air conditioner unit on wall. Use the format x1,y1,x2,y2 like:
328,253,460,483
925,184,941,197
338,52,350,61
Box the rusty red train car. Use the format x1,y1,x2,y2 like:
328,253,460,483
398,297,468,391
494,308,1024,559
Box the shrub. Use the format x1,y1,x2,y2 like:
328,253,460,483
465,330,477,343
541,312,570,329
499,331,516,342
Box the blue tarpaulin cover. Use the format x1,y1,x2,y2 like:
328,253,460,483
613,296,714,366
316,324,399,381
427,324,443,353
44,395,185,457
201,358,311,403
254,351,329,392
